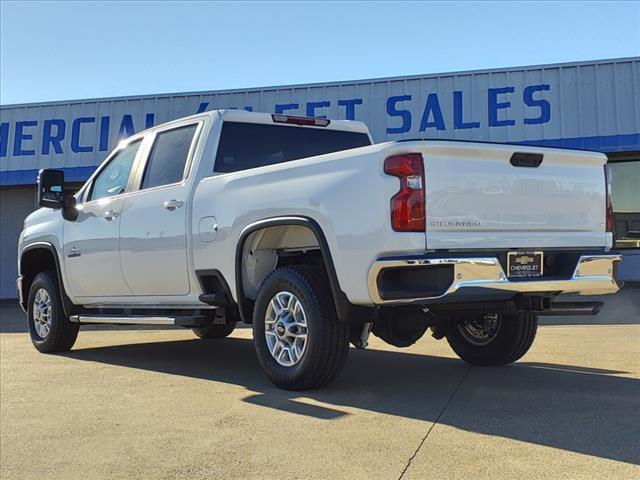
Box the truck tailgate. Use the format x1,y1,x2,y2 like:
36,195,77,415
418,142,609,250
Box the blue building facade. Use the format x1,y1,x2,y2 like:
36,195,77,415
0,58,638,296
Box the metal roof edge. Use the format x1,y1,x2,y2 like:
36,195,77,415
2,57,639,109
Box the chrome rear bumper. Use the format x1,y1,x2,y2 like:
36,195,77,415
368,254,622,305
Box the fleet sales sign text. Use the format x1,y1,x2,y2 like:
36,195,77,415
0,84,551,158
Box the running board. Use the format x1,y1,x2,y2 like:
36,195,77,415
69,314,209,327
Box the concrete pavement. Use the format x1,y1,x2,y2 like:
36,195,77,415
1,302,639,479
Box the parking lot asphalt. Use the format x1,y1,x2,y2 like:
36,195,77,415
1,291,639,480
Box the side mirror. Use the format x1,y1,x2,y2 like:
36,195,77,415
37,169,79,221
38,169,65,209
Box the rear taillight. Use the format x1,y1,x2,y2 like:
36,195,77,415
604,164,614,233
384,153,425,232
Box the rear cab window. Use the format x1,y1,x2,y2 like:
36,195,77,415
214,122,371,173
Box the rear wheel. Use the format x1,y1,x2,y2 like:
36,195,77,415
193,307,238,339
252,265,349,390
446,312,537,366
27,271,79,353
193,321,237,339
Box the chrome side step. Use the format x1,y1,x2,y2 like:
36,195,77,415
69,315,207,327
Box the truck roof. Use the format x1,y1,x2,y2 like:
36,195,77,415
148,109,371,135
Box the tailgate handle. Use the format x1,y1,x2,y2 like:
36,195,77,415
510,152,543,168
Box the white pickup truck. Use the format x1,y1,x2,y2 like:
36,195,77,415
18,109,622,390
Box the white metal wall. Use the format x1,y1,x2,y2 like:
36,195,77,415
0,58,638,298
0,187,36,298
1,58,639,185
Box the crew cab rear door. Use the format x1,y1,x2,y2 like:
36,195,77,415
118,121,202,295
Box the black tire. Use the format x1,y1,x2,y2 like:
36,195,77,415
193,321,237,339
371,306,429,348
252,265,349,390
446,311,537,366
27,271,79,353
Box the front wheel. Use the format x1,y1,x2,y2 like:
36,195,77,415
446,312,537,366
252,265,349,390
27,271,79,353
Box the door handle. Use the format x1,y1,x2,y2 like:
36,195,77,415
103,210,119,221
163,199,184,211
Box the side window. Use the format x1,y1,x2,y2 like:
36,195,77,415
141,124,198,190
89,140,142,201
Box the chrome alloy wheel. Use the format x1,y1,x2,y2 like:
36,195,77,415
264,291,308,367
457,313,502,346
32,288,53,339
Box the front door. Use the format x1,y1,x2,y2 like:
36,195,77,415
119,123,199,296
63,139,143,297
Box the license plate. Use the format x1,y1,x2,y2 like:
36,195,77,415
507,251,543,278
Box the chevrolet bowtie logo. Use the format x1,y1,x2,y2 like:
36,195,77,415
515,255,534,265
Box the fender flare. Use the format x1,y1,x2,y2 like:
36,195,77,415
20,242,75,317
234,216,357,323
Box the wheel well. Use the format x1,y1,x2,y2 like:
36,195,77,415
20,247,57,306
235,218,376,325
240,224,323,300
19,246,75,315
236,219,350,323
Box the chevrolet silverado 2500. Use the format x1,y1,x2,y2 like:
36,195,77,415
18,109,621,390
